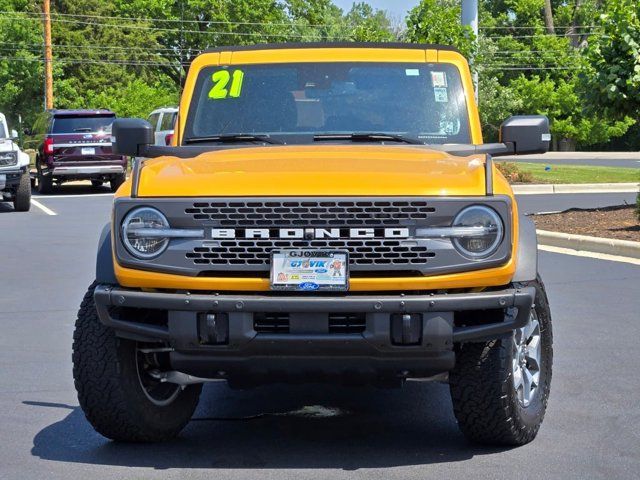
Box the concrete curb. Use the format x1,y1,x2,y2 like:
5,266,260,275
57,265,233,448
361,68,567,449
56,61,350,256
536,229,640,259
513,183,639,195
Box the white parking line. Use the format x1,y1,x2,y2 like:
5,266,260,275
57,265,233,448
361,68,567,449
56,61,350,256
31,193,114,199
31,199,57,216
539,244,640,266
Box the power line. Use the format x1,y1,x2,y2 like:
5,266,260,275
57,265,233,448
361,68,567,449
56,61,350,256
0,10,353,29
0,12,352,38
484,32,601,39
0,55,184,67
480,25,599,30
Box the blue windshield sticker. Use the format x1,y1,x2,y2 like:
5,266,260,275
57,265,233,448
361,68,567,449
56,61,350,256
434,87,448,103
405,69,420,76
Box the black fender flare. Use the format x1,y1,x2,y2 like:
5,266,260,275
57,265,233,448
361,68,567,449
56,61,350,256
512,214,538,283
96,223,117,284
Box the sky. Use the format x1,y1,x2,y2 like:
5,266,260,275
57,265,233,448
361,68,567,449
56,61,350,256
333,0,418,20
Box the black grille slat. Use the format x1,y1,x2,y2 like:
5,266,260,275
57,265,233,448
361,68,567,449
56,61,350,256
254,313,290,333
186,239,435,266
185,200,435,227
329,313,366,334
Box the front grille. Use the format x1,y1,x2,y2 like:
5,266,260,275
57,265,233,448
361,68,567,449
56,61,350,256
114,196,513,277
187,239,435,267
185,200,435,227
328,313,366,333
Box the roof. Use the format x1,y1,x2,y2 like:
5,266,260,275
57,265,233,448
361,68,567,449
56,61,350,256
48,109,115,116
149,107,178,114
203,42,460,55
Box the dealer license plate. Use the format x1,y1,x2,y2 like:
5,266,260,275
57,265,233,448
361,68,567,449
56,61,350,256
81,147,95,155
270,249,349,291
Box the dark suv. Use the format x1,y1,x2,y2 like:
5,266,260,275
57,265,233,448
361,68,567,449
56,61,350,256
31,109,127,193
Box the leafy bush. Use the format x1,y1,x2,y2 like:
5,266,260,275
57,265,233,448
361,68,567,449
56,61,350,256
636,192,640,222
496,162,534,184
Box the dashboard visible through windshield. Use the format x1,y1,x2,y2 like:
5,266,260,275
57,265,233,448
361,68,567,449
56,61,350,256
184,62,471,145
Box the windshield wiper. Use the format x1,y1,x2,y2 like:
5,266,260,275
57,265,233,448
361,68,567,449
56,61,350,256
73,127,93,132
184,133,283,145
313,132,424,145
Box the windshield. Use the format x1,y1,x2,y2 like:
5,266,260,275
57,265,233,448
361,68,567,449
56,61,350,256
0,118,7,138
184,62,470,144
51,115,115,134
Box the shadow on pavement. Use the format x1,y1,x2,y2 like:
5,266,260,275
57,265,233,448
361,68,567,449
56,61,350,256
0,202,15,213
28,382,506,470
31,183,113,196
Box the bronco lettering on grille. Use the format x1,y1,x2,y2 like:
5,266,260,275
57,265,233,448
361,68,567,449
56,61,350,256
211,227,410,239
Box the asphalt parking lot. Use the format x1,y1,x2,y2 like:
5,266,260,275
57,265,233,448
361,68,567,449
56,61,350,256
1,188,639,480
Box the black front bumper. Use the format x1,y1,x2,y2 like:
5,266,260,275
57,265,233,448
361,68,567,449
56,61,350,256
94,285,534,386
0,169,24,190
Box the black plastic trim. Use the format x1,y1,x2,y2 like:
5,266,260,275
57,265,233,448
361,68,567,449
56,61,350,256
95,223,117,284
513,214,538,282
94,285,534,345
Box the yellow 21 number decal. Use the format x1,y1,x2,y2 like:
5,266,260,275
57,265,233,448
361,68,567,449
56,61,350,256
208,69,244,100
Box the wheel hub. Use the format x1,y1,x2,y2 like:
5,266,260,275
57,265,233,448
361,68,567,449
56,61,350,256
135,344,182,407
512,310,542,407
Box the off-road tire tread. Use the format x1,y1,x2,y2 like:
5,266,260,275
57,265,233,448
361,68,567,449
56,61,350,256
449,277,553,446
13,172,31,211
110,173,126,193
37,170,53,194
72,282,201,442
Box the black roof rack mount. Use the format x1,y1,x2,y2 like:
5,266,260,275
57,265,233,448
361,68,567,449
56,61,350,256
204,42,460,55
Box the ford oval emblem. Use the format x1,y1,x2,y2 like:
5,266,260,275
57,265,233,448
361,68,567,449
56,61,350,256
315,268,327,274
83,134,93,139
299,282,319,291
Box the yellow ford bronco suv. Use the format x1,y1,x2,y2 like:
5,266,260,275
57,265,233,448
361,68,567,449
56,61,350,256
72,43,553,446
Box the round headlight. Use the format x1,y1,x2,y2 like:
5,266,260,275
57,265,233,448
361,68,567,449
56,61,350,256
122,207,170,259
451,205,504,259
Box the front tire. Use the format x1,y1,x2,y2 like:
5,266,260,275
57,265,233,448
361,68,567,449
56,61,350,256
72,282,202,442
110,173,126,193
13,172,31,212
449,277,553,446
36,170,53,194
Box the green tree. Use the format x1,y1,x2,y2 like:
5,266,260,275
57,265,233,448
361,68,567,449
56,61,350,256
0,1,44,127
583,0,640,117
405,0,476,59
471,0,635,148
344,2,396,42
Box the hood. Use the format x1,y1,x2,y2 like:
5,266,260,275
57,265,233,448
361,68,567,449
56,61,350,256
134,145,491,197
0,138,17,153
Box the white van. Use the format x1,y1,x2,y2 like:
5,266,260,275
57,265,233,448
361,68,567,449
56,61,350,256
147,107,178,146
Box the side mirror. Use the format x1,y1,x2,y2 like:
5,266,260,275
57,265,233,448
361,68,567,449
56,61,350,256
500,115,550,155
10,129,19,140
112,118,154,156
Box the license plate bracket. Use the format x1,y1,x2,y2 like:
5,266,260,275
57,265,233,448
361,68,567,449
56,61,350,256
270,249,349,291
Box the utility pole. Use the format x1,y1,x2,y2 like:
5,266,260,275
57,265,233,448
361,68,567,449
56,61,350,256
43,0,53,110
461,0,479,102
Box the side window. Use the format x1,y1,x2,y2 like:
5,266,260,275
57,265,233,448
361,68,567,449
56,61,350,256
160,112,176,131
148,113,160,131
